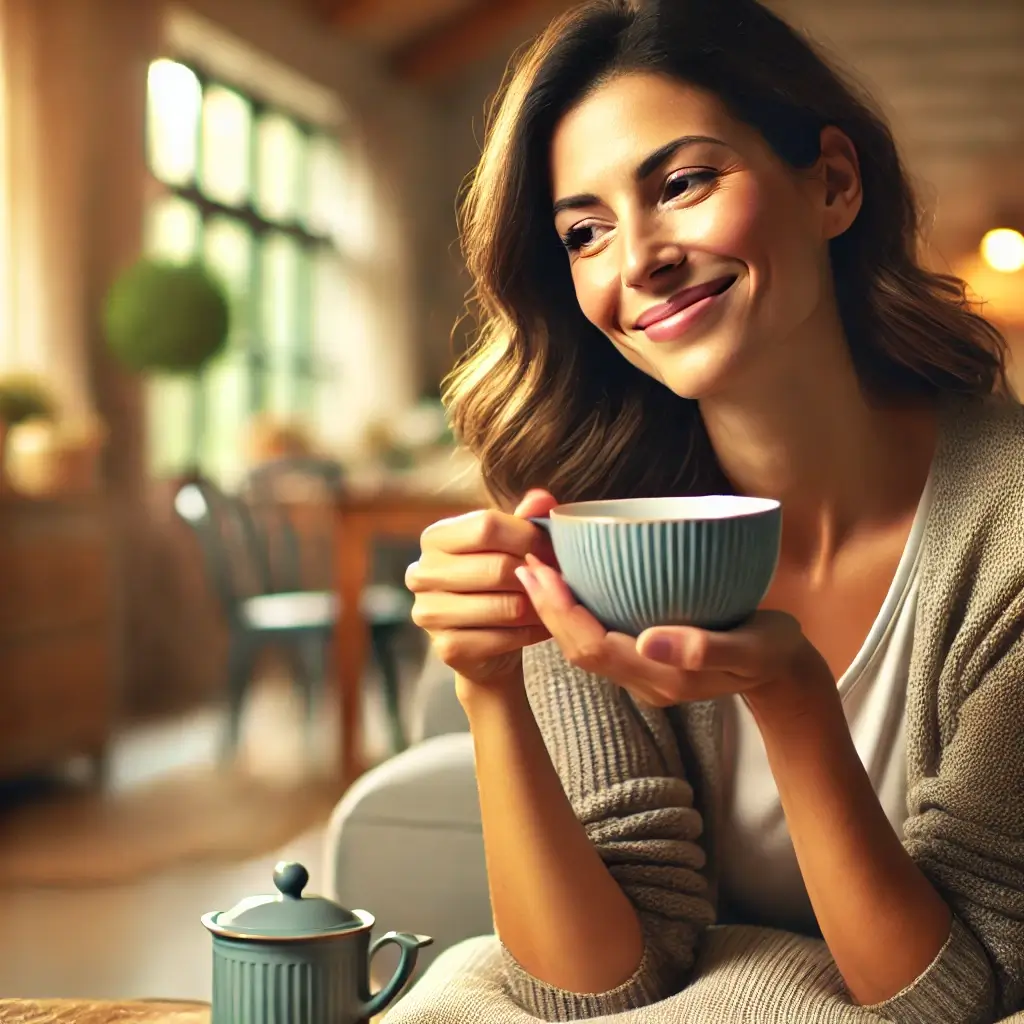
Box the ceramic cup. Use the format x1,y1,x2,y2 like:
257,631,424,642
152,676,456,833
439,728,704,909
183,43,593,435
531,495,782,635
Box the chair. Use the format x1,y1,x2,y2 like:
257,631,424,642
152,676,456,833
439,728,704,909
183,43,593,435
174,466,410,761
242,457,413,754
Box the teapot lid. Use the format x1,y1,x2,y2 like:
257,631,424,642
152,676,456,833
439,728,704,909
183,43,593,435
207,862,367,938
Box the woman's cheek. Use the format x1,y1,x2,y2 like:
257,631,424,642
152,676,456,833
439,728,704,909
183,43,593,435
679,184,765,261
572,260,621,334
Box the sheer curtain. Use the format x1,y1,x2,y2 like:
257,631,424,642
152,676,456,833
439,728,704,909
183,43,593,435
0,0,93,418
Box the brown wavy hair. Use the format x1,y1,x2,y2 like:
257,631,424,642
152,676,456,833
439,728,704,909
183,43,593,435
444,0,1010,511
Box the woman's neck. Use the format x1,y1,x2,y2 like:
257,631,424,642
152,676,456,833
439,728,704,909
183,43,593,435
698,336,937,572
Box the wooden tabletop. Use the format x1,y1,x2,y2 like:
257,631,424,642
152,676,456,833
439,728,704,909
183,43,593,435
0,1000,209,1023
0,1001,387,1023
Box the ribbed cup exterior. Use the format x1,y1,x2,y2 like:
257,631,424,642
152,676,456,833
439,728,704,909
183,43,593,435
551,509,781,634
211,938,364,1024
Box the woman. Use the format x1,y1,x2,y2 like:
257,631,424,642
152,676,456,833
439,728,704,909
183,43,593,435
401,0,1024,1021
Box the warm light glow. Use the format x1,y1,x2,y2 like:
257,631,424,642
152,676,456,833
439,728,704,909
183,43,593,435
980,228,1024,274
952,252,1024,329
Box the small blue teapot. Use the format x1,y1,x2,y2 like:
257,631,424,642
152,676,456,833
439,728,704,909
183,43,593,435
202,861,432,1024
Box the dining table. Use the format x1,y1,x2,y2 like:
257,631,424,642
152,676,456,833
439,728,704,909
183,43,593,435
333,477,480,784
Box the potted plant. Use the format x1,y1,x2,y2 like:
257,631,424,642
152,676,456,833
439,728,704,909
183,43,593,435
0,373,56,492
103,258,230,479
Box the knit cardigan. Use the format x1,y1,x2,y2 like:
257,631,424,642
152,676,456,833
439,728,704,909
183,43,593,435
388,395,1024,1024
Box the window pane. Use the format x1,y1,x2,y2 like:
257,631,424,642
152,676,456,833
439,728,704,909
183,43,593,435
307,135,345,239
311,251,349,448
260,233,300,415
256,114,305,224
203,216,253,351
294,249,314,409
202,350,249,486
144,195,201,261
312,249,347,364
200,86,252,207
147,60,201,186
147,375,194,476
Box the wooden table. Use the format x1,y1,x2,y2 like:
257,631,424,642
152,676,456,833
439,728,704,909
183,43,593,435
0,999,209,1023
0,999,397,1024
334,491,478,783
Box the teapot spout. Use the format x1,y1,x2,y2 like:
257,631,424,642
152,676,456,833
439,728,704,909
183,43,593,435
360,931,433,1019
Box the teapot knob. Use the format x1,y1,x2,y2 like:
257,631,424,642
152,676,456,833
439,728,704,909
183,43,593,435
273,861,309,900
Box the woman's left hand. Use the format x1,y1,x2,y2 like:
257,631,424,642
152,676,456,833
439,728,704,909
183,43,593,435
515,554,833,708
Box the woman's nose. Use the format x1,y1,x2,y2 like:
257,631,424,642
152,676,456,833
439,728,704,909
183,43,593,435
620,218,686,290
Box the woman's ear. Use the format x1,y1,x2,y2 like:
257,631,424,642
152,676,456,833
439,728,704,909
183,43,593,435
817,125,863,240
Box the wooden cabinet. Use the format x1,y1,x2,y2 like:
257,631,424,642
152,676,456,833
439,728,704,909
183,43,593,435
0,496,118,780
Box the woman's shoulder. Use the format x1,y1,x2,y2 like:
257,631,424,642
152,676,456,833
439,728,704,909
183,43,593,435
936,393,1024,479
930,394,1024,535
921,394,1024,632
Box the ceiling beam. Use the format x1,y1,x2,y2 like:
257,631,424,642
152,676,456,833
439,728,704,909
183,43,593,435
304,0,349,24
392,0,560,84
332,0,388,31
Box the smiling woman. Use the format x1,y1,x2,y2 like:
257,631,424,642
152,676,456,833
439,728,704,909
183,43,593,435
393,1,1024,1023
446,0,1007,512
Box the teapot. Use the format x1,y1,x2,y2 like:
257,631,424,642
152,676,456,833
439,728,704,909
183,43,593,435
202,860,432,1024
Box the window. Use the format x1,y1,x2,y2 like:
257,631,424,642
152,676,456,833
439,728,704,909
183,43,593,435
144,57,347,483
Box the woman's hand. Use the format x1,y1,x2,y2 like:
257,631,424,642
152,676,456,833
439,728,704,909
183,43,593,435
516,554,833,708
406,490,559,689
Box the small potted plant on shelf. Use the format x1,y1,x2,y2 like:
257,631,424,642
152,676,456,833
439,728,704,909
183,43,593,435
0,373,56,493
103,257,230,480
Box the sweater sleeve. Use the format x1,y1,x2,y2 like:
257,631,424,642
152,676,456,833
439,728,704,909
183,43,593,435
864,611,1024,1024
500,639,717,1021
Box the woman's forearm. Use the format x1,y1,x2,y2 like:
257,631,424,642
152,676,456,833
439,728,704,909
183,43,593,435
747,680,952,1005
457,673,644,994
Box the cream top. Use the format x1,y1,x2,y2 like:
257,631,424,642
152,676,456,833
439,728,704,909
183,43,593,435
717,469,935,935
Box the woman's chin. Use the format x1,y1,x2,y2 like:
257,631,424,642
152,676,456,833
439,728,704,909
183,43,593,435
647,341,746,402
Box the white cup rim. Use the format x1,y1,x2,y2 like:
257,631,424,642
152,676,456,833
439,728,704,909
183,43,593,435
550,494,781,524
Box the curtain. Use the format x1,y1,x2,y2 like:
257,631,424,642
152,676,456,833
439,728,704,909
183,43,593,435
0,0,96,418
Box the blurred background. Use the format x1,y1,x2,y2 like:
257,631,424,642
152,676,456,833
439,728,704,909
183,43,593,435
0,0,1021,1009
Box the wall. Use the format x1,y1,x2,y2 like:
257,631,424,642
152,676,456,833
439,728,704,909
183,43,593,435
417,52,511,389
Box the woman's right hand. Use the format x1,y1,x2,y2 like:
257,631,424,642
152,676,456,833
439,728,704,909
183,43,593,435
406,489,558,689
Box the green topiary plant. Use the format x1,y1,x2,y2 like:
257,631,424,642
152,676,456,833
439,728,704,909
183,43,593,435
103,258,231,474
104,259,230,372
0,373,56,425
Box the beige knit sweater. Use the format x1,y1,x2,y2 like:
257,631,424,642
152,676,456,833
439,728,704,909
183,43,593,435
389,395,1024,1024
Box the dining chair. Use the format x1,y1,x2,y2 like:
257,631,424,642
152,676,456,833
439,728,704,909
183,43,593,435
174,465,411,762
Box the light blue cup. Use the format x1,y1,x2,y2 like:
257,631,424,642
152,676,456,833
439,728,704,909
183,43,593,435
531,495,782,635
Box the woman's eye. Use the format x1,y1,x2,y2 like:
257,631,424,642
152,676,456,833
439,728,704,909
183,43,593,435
560,224,597,253
664,169,718,201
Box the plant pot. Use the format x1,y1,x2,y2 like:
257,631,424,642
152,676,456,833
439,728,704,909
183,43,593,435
0,419,9,494
5,417,106,497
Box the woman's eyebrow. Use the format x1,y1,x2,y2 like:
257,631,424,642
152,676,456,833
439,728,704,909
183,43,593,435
552,135,727,216
635,134,727,181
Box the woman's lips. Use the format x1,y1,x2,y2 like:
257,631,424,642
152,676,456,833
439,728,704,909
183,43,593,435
636,275,736,342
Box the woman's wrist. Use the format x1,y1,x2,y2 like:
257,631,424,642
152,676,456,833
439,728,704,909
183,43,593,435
743,649,842,739
455,666,530,717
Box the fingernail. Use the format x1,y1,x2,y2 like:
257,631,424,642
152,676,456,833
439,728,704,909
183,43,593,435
514,566,537,593
642,636,678,664
529,563,558,594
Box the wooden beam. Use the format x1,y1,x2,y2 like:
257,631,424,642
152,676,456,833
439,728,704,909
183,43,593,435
303,0,349,24
392,0,559,84
333,0,393,31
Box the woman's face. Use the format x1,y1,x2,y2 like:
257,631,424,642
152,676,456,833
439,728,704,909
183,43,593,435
549,73,861,400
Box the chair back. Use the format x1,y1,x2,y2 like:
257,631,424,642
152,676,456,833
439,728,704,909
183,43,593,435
241,457,344,594
174,478,271,616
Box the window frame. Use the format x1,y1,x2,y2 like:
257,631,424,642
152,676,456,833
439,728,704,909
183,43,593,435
144,55,344,476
